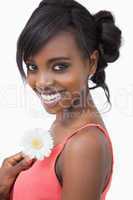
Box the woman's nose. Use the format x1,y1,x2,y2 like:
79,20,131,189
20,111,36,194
35,73,54,92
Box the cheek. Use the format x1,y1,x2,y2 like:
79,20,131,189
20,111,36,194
26,75,35,89
56,74,76,92
57,74,87,104
58,73,86,93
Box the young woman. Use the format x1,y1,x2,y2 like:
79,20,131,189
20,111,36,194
0,0,122,199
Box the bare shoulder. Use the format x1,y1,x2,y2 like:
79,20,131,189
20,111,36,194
62,125,110,160
60,126,112,200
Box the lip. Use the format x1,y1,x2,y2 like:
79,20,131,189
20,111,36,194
41,90,64,95
36,89,65,95
41,92,63,108
34,88,65,98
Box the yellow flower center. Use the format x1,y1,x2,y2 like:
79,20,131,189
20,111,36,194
31,138,43,149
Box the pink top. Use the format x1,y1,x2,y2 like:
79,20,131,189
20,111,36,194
10,123,114,200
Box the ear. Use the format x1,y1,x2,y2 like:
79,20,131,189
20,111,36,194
88,50,99,76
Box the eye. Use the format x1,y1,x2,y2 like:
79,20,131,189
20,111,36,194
53,63,69,72
26,64,38,72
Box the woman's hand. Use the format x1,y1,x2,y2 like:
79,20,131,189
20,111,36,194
0,152,36,199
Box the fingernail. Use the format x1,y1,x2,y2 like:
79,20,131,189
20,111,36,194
26,158,33,164
25,156,33,163
27,159,33,164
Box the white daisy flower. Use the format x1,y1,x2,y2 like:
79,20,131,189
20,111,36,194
20,128,54,160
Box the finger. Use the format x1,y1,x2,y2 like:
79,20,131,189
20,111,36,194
4,152,26,166
10,157,36,175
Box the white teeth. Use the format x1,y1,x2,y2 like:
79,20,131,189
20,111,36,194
41,93,61,101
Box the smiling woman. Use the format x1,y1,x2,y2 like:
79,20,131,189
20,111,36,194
6,0,122,200
16,1,122,112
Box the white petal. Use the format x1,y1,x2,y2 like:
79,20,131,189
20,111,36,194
20,128,54,160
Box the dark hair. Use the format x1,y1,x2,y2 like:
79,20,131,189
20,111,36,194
16,0,122,111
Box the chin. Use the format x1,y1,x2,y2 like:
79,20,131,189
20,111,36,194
42,101,72,115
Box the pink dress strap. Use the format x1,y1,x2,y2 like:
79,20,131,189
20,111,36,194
60,122,113,150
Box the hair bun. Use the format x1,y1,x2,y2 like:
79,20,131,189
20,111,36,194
39,0,75,9
94,10,114,24
94,10,122,63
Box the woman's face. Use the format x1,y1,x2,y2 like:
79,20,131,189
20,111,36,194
25,31,98,114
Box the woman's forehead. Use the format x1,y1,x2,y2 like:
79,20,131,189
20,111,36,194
30,31,82,60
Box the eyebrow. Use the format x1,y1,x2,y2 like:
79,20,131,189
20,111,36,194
26,57,71,65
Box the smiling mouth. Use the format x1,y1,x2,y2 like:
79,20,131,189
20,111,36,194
34,88,65,97
34,88,74,108
40,93,61,108
41,92,62,101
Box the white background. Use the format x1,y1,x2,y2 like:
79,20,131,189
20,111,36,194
0,0,132,199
